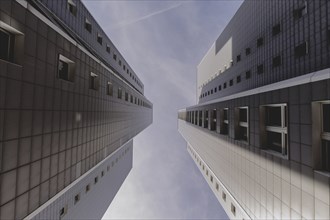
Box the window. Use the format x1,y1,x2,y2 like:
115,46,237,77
208,91,210,95
273,55,282,67
236,54,241,62
107,82,113,96
219,85,222,91
94,176,98,184
123,65,126,70
85,184,90,192
130,95,133,103
211,89,213,94
199,111,202,126
0,22,24,64
118,88,122,99
235,107,249,142
74,194,80,204
223,82,227,89
216,183,219,191
257,37,264,47
101,171,104,177
204,110,209,128
220,108,229,135
106,44,110,53
246,70,251,79
210,109,216,131
231,204,236,216
89,72,99,90
294,42,308,58
215,87,217,93
293,1,307,19
125,92,128,101
260,104,288,156
222,191,226,201
257,64,264,74
313,102,330,172
60,206,67,218
113,54,117,60
272,23,281,36
119,60,122,66
206,170,208,176
245,47,251,55
58,54,75,82
97,33,103,45
67,0,77,16
236,75,241,83
0,27,14,62
210,175,213,182
85,18,92,33
229,79,233,86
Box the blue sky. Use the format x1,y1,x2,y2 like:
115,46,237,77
82,1,242,219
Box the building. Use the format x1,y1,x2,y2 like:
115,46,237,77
178,0,330,219
0,0,152,219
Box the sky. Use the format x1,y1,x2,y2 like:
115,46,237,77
82,1,243,219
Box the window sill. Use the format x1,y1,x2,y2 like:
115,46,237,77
314,170,330,178
0,58,22,67
260,149,288,160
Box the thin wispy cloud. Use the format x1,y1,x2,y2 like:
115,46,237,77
109,3,183,30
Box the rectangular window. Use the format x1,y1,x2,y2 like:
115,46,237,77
74,194,80,204
236,75,241,83
0,22,24,64
97,33,103,45
216,183,219,191
222,192,226,201
107,82,113,96
295,42,308,58
260,104,288,156
67,0,77,16
293,1,307,19
272,23,281,36
257,37,264,47
106,44,110,53
199,111,202,126
219,85,221,91
118,88,122,99
119,60,122,66
210,175,213,183
204,110,209,128
229,79,233,86
235,107,249,142
221,108,229,135
257,64,264,74
123,65,126,70
58,54,75,82
246,70,251,79
89,72,99,90
85,18,92,33
60,206,67,217
130,95,133,103
94,176,98,184
273,55,282,68
231,204,236,216
223,82,227,89
215,87,217,93
321,103,330,171
236,54,241,62
85,184,90,192
113,54,117,60
245,47,251,55
125,92,128,101
211,109,216,131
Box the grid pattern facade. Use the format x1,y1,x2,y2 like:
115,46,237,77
0,0,152,219
200,0,330,104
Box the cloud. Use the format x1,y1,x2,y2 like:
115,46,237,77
109,3,183,30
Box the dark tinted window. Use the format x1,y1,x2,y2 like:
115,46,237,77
323,104,330,132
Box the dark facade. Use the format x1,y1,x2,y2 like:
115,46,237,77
0,0,152,219
200,0,330,103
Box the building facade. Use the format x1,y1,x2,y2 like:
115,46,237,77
178,0,330,219
0,0,152,219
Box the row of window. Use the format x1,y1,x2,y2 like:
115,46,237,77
58,54,151,108
185,101,330,172
201,41,308,99
68,0,142,88
59,147,130,218
188,147,238,218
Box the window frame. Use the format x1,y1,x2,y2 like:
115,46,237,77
260,103,288,158
220,108,229,135
58,54,75,82
235,106,249,143
89,72,99,90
